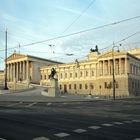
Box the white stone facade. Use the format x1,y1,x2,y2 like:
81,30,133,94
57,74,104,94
6,52,62,90
40,50,140,97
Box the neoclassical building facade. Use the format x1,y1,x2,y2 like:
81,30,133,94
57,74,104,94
0,70,4,85
6,52,62,90
40,50,140,96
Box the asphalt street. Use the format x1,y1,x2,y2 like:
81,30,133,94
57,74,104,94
0,99,140,140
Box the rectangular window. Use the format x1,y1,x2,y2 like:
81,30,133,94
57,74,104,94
91,71,94,76
86,71,88,76
74,84,76,89
60,85,62,89
104,82,107,89
79,84,82,89
65,73,67,78
115,81,119,88
85,84,88,89
69,84,71,89
80,71,82,77
70,73,72,78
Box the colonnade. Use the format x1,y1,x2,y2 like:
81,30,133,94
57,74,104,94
97,57,128,76
7,60,30,82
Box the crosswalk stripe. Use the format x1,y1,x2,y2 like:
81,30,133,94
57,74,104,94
102,123,113,126
54,133,70,137
88,126,101,129
113,122,123,125
73,129,87,133
33,136,50,140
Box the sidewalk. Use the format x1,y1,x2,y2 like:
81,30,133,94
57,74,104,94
0,86,138,103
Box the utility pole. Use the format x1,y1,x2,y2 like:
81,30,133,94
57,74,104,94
4,29,8,90
112,42,120,100
112,42,115,100
19,43,20,53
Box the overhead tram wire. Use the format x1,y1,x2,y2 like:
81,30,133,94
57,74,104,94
0,15,140,52
20,15,140,48
100,30,140,52
62,0,95,34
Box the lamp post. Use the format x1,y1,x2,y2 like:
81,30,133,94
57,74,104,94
112,42,120,100
4,30,8,90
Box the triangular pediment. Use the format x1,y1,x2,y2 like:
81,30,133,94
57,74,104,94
99,51,125,59
7,53,27,61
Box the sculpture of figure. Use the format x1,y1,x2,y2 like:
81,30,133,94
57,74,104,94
48,68,56,79
90,45,99,53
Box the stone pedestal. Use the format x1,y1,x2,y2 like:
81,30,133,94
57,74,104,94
42,78,59,97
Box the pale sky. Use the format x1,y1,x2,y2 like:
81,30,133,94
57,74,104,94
0,0,140,69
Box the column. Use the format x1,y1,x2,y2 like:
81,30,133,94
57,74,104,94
119,58,122,75
125,57,128,75
26,61,29,81
7,64,9,82
23,61,25,80
13,63,16,81
11,63,13,81
108,60,110,75
16,62,19,81
89,64,91,77
103,60,105,75
9,64,11,81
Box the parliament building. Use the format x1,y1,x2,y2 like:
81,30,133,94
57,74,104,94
6,52,62,90
40,48,140,97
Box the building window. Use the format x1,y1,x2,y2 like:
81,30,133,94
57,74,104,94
74,84,76,90
75,73,77,78
69,84,71,89
86,71,88,76
85,84,88,89
79,84,82,89
65,73,67,78
60,73,63,79
104,82,107,88
91,71,94,76
60,84,62,89
70,73,72,78
80,71,82,77
44,75,47,80
115,81,119,88
41,75,42,80
90,84,94,89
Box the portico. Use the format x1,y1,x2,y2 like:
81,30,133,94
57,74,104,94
6,52,62,90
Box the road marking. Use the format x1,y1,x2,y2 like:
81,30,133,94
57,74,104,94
73,129,87,133
102,123,113,126
134,138,140,140
113,122,123,125
123,121,132,123
25,102,37,107
63,103,67,105
47,103,52,106
54,133,70,137
88,126,101,129
7,102,23,107
33,136,50,140
132,120,140,122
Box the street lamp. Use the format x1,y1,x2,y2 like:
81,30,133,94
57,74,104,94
112,42,120,100
4,30,8,90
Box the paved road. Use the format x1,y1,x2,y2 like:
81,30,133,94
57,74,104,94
0,99,140,140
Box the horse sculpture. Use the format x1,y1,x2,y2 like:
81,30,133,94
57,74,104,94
48,68,57,79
